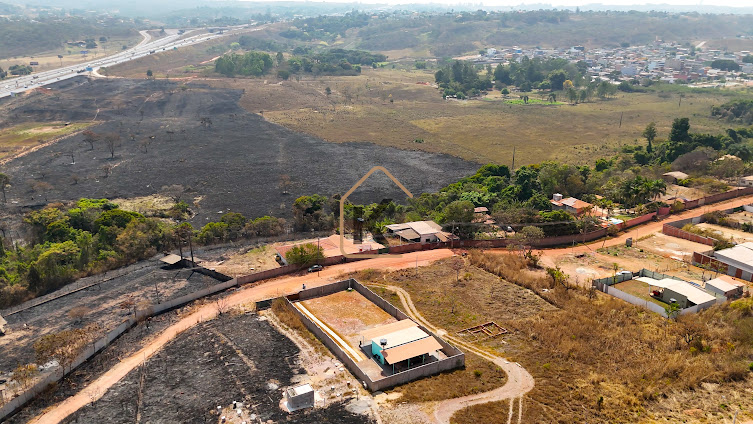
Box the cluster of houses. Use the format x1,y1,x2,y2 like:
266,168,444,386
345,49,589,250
475,40,753,86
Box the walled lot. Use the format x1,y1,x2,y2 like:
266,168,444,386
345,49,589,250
302,290,397,348
63,313,373,424
0,77,479,223
0,256,224,376
696,222,753,243
637,232,713,261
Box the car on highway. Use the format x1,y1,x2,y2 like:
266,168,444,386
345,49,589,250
307,264,323,273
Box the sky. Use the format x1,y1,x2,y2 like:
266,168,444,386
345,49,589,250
260,0,753,9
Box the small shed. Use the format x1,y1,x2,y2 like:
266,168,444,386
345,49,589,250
704,276,744,299
662,171,689,184
286,384,315,410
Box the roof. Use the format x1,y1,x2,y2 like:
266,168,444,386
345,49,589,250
714,244,753,267
382,336,443,364
663,171,689,179
289,384,314,396
705,276,742,293
474,207,489,213
637,277,716,305
360,319,417,341
371,326,429,350
159,254,183,265
386,221,442,236
551,197,592,211
395,229,420,241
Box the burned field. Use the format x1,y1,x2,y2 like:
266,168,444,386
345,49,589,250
0,77,479,223
0,255,224,375
63,313,373,424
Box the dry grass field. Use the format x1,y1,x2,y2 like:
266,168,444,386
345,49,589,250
101,34,744,167
0,121,91,161
207,68,735,166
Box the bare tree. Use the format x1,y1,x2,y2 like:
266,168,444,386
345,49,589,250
82,130,100,150
139,136,154,153
161,184,185,203
215,297,229,315
31,181,53,202
66,152,75,164
71,175,80,185
448,257,464,283
104,133,120,158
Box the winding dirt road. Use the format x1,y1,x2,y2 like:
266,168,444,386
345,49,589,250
370,284,534,424
28,249,453,424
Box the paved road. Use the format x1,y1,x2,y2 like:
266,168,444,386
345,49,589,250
29,249,454,424
0,25,253,99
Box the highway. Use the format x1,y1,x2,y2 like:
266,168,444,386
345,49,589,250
0,25,251,99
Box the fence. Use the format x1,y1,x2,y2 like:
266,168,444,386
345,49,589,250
662,223,715,246
284,279,464,392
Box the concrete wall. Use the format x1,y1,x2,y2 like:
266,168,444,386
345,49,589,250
285,279,464,392
604,285,669,317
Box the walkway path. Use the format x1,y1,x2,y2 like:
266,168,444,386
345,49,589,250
369,284,534,424
28,249,453,424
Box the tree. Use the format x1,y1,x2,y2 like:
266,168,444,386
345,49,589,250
515,225,544,256
104,133,120,158
11,364,38,390
82,130,99,150
34,328,91,374
325,86,332,97
0,173,9,203
146,69,153,78
276,51,284,66
442,200,475,238
31,181,53,202
285,243,324,266
546,266,569,290
448,257,464,283
669,117,690,143
548,70,567,91
642,122,657,148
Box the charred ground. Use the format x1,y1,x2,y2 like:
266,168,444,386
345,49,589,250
0,77,479,224
62,313,373,424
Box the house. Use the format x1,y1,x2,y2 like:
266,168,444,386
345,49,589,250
704,275,745,299
360,319,443,372
385,221,450,243
703,242,753,280
638,277,717,309
550,194,593,216
662,171,689,184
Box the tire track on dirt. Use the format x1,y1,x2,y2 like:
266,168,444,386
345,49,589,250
368,284,534,424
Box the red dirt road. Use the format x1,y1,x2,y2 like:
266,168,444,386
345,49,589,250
29,249,454,424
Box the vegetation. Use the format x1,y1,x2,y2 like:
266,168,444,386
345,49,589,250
215,51,273,77
467,252,753,422
284,49,385,76
435,60,493,98
712,99,753,125
284,243,324,266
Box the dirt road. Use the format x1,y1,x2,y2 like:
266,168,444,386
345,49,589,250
28,249,453,424
544,195,753,256
370,284,534,424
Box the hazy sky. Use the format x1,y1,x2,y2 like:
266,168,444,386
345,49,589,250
298,0,752,8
